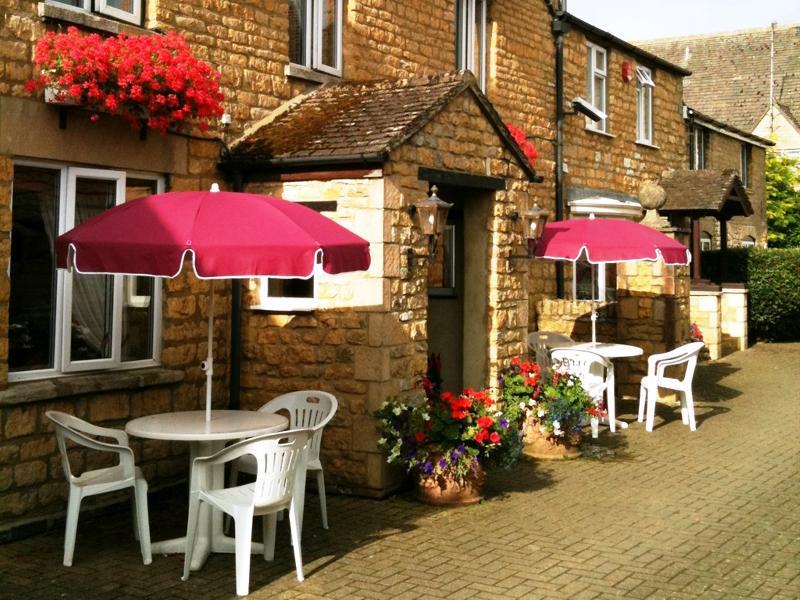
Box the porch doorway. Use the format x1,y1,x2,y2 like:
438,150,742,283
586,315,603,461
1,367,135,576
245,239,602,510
426,185,490,394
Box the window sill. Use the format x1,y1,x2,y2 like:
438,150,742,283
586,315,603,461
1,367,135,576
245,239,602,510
37,3,150,36
284,63,341,85
584,127,616,139
635,140,660,149
0,367,184,406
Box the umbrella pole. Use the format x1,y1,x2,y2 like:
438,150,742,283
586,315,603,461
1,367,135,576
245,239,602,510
591,265,597,344
202,280,215,422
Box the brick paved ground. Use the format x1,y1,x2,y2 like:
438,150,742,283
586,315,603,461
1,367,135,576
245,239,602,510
1,342,799,600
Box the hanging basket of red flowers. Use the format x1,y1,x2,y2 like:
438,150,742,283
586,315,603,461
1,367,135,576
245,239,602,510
25,27,224,134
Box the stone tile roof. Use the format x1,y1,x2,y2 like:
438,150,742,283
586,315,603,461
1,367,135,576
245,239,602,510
225,70,539,180
660,169,753,218
638,24,800,131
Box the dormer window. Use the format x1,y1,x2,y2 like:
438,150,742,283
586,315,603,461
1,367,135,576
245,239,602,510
636,66,654,144
289,0,343,77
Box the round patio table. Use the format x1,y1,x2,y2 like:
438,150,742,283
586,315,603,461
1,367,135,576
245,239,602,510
569,342,644,431
126,410,288,570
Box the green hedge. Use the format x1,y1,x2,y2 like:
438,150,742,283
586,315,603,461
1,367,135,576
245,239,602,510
701,248,800,341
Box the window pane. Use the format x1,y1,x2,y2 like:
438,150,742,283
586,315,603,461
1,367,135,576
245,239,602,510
605,263,617,302
289,0,307,65
105,0,135,13
575,261,594,300
595,48,606,72
121,178,158,362
49,0,83,7
268,277,314,299
10,166,60,372
70,178,116,362
473,0,487,89
319,0,338,69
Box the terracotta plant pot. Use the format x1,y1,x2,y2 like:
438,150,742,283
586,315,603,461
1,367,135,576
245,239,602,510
416,462,485,506
522,421,582,460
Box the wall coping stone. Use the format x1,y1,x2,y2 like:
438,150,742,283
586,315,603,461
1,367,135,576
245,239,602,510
689,289,722,297
0,368,185,406
37,3,153,36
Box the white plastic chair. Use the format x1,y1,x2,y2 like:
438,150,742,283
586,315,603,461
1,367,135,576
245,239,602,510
550,348,613,437
638,341,705,432
46,411,151,567
229,391,338,529
182,429,311,597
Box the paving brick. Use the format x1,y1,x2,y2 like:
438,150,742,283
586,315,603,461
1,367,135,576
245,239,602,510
1,343,799,599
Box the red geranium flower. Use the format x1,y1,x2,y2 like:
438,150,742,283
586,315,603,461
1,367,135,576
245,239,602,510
477,416,493,429
415,431,425,443
489,431,501,444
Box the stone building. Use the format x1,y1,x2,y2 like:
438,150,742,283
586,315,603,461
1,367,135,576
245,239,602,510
1,0,719,530
639,23,800,160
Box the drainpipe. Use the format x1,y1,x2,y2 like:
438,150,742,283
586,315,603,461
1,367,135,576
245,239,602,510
553,11,570,298
229,170,244,410
770,21,777,134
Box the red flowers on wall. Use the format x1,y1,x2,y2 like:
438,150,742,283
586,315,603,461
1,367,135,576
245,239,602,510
505,123,539,167
25,27,224,134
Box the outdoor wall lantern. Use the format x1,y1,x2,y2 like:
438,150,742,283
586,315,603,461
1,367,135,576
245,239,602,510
510,202,550,256
406,185,453,272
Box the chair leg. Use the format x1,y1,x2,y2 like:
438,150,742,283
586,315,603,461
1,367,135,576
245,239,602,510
224,466,240,535
181,494,202,582
233,510,254,597
287,502,305,582
316,469,328,530
684,389,697,431
133,480,152,565
645,384,658,432
680,391,689,425
262,512,277,561
130,490,139,541
606,368,616,432
63,486,83,567
638,381,646,423
590,416,599,439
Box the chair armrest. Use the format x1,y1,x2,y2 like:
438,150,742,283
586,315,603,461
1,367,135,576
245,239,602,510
61,428,137,478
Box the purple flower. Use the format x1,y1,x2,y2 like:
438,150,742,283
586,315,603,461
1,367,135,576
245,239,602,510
423,461,433,475
450,450,459,462
457,444,466,454
499,417,509,429
438,458,448,469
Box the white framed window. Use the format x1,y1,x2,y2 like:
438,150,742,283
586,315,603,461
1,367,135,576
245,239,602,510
572,261,617,302
636,66,654,144
289,0,343,77
256,275,318,312
700,231,713,252
456,0,489,92
9,162,163,381
690,125,706,169
741,236,756,248
47,0,143,26
740,144,751,188
586,42,608,132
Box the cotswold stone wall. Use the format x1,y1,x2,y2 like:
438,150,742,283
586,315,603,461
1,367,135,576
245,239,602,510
240,93,534,495
703,132,767,248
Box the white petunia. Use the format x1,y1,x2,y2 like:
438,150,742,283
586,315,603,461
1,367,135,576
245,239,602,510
537,409,545,417
519,401,527,410
392,406,403,416
552,420,560,429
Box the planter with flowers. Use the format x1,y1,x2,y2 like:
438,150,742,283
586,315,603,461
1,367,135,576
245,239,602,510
501,356,596,459
25,27,224,134
376,362,519,505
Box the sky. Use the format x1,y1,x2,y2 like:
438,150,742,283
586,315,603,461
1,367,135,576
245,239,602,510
567,0,800,41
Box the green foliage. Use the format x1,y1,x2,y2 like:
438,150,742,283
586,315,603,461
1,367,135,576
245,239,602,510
766,150,800,248
748,249,800,341
700,248,800,341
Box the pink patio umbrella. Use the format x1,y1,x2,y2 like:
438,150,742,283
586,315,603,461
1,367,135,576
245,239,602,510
56,185,371,421
534,214,690,344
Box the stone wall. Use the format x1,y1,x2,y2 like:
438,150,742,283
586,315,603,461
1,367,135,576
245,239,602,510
702,132,768,248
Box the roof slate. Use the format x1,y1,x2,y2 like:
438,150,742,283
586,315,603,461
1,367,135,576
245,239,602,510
226,70,538,179
638,24,800,131
660,169,753,217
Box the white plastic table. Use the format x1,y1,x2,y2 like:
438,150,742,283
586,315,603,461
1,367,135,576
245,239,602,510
126,410,288,570
571,342,644,431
